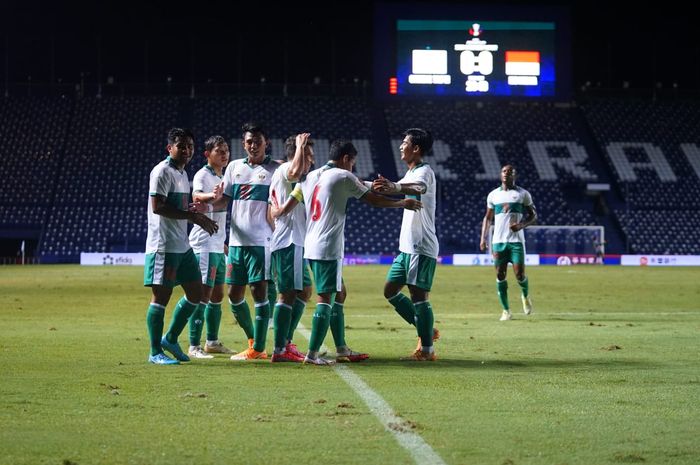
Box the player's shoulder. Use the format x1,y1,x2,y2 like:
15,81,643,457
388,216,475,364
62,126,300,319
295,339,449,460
194,165,209,178
416,162,434,173
275,160,291,176
487,186,501,197
516,185,532,196
151,158,174,176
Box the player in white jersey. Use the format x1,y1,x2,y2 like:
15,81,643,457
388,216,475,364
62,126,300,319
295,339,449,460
480,164,537,321
268,133,314,362
209,122,279,360
143,128,218,365
373,128,440,361
270,152,370,364
300,139,423,365
185,135,234,359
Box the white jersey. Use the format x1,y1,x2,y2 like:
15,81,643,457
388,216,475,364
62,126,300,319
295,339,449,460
269,161,306,252
222,156,278,247
397,163,439,258
189,165,227,253
487,185,535,244
301,163,369,260
146,157,192,253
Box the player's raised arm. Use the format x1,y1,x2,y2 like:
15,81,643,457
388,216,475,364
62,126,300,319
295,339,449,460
373,173,427,196
361,190,422,210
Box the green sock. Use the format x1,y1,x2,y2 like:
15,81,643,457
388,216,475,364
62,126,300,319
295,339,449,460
146,303,165,356
273,303,292,351
188,302,206,346
308,303,332,352
230,299,254,339
267,280,278,309
518,276,529,298
330,302,346,348
165,297,198,344
204,301,222,341
287,297,306,342
497,279,509,311
253,300,270,352
388,293,417,326
414,301,435,348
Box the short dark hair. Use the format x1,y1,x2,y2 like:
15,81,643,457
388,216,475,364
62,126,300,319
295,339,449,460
204,135,227,152
403,128,433,155
329,139,357,161
241,121,267,139
284,135,315,160
168,127,194,145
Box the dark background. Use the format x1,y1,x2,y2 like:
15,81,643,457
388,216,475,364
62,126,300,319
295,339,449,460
2,1,698,95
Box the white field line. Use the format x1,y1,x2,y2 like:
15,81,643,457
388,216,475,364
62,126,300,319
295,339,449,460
297,325,447,465
332,312,699,318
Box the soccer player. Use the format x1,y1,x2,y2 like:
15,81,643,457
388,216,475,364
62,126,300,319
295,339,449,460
186,135,234,359
214,122,279,360
373,128,440,361
270,139,365,363
144,128,219,365
268,133,314,362
300,140,422,365
479,164,537,321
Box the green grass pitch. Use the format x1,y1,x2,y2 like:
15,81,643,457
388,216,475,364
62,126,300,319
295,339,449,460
1,265,698,465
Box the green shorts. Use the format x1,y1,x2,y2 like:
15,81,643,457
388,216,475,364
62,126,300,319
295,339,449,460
144,250,201,288
386,252,436,291
195,252,226,287
226,245,271,286
271,244,312,293
309,259,342,294
492,242,526,266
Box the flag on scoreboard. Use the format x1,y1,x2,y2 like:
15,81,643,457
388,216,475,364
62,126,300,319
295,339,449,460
505,51,540,86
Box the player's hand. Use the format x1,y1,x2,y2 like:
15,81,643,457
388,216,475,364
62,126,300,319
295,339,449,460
480,240,488,252
188,201,209,213
212,181,224,200
296,132,310,148
192,213,218,235
373,174,400,193
270,204,284,219
510,223,523,232
402,198,422,211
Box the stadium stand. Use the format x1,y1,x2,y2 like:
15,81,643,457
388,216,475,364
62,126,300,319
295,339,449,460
2,95,699,261
582,99,700,253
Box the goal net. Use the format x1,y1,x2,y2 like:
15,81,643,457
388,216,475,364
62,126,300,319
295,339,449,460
524,225,605,255
489,225,605,255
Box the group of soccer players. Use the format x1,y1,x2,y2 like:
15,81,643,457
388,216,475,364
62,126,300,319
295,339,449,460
143,124,536,365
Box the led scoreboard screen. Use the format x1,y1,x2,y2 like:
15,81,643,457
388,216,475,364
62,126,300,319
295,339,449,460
374,4,571,100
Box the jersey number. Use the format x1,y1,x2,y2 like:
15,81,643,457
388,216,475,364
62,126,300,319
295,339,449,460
310,185,322,221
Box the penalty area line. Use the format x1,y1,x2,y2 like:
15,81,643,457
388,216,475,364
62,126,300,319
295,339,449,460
297,325,447,465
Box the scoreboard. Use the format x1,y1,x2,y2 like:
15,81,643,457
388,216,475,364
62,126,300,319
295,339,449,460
374,3,571,100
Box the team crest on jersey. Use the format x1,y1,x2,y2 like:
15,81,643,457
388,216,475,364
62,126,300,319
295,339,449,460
257,173,266,181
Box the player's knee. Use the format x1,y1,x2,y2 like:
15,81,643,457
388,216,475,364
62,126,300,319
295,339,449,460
384,282,401,299
299,286,312,302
